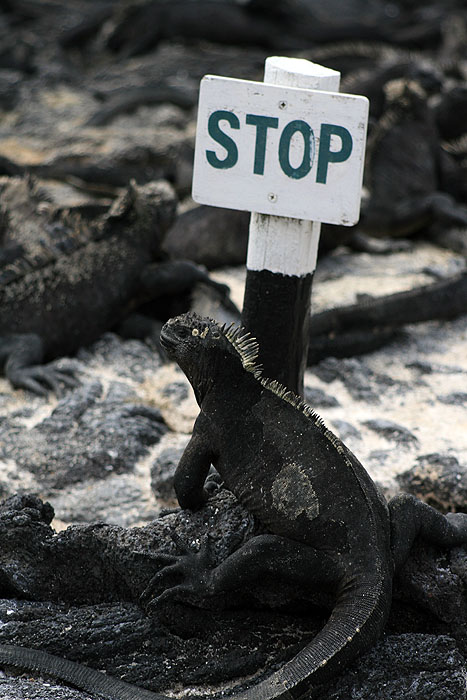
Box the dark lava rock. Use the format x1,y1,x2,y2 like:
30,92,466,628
150,446,185,501
77,333,163,382
0,595,322,697
320,634,467,700
0,380,167,491
161,381,189,402
0,598,158,696
438,392,467,406
311,357,402,403
312,357,379,402
368,449,394,466
0,492,465,699
0,676,87,700
0,491,295,695
304,385,340,408
396,453,467,512
50,475,157,528
406,360,466,375
331,419,362,442
0,599,151,672
392,539,467,656
0,490,255,606
363,418,419,446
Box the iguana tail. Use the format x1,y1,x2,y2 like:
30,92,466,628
234,570,392,700
0,571,390,700
0,644,168,700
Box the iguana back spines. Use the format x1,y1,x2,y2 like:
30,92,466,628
161,312,260,371
162,313,347,459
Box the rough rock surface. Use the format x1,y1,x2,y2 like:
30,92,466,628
0,489,465,700
397,454,467,513
0,1,466,697
0,241,466,699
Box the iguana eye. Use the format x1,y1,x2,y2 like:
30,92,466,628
176,327,191,339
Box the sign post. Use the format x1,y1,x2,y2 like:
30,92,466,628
192,56,369,396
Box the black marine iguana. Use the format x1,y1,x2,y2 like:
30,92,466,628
0,178,231,395
1,311,466,699
307,269,467,362
360,77,467,239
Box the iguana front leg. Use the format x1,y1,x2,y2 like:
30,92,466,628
0,334,78,396
173,415,216,510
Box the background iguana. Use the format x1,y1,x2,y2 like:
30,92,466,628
0,311,466,699
0,178,231,395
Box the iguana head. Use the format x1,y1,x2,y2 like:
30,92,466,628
161,312,260,404
100,180,176,255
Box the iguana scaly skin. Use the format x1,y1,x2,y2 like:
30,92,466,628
1,311,466,699
0,178,230,395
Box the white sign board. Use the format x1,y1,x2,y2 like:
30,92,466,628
192,75,369,226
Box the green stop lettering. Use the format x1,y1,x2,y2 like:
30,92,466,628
205,110,353,181
278,120,315,180
316,124,353,184
206,110,240,169
245,114,279,175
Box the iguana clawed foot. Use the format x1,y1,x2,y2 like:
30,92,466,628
204,471,223,494
141,534,216,611
1,333,79,397
7,363,79,397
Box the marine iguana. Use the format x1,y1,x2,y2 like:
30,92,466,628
1,311,466,699
360,78,467,239
307,269,467,363
0,178,231,395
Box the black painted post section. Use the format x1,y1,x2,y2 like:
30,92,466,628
239,57,341,398
241,269,313,395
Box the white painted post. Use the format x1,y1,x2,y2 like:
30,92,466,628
241,57,341,396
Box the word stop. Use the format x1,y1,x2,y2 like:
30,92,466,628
206,110,353,184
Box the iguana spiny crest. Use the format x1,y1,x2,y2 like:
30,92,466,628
161,311,259,371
